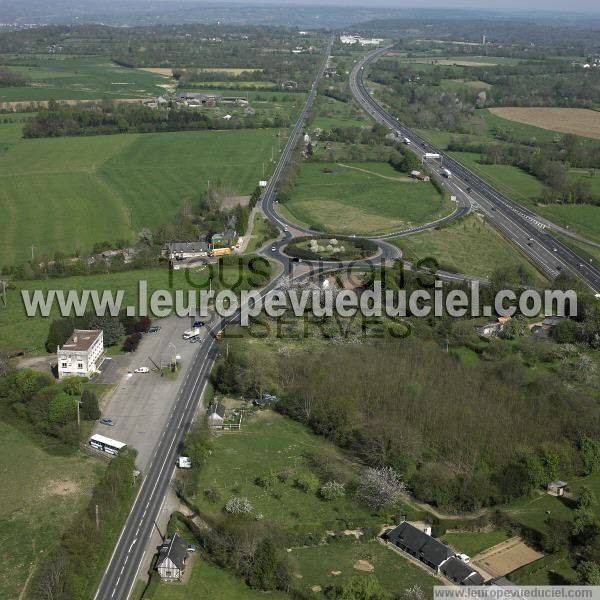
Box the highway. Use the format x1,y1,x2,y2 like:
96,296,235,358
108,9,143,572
349,46,600,293
94,39,336,600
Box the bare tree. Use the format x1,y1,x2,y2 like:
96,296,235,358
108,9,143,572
34,553,69,600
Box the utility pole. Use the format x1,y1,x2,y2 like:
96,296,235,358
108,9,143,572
77,400,80,429
0,280,7,308
95,504,99,529
31,245,35,261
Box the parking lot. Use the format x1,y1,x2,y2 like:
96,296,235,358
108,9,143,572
92,315,210,472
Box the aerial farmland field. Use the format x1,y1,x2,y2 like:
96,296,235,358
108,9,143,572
0,54,169,103
0,126,283,266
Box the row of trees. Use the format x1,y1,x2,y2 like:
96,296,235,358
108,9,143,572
23,100,290,139
0,369,100,445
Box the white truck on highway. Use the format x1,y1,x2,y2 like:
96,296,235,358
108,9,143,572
442,168,452,179
403,136,411,145
182,328,201,340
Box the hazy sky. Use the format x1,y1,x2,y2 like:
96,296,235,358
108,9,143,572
210,0,600,14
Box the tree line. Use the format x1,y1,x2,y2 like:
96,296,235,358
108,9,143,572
22,99,290,139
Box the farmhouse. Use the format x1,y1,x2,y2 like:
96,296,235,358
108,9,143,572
164,241,210,260
156,533,188,581
410,170,430,182
441,557,485,586
57,329,104,379
385,522,453,572
178,92,222,107
212,229,237,245
385,522,485,583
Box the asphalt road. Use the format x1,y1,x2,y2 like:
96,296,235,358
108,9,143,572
349,46,600,293
94,39,335,600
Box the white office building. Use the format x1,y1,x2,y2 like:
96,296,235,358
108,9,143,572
57,329,104,379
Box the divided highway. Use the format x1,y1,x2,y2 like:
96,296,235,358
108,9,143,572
94,39,334,600
350,46,600,292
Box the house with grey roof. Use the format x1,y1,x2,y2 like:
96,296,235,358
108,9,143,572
156,533,188,580
164,241,210,260
441,556,485,586
385,522,453,572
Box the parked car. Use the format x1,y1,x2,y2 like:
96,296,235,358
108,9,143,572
271,246,277,252
148,326,160,333
134,367,150,373
99,418,114,426
193,320,204,328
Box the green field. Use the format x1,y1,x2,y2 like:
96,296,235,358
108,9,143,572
290,540,437,596
190,410,380,536
313,96,369,130
0,262,271,353
0,128,283,266
393,213,547,283
0,421,103,598
152,560,288,600
0,54,169,102
442,529,512,557
281,162,451,235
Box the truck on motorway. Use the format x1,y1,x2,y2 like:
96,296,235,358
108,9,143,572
183,328,201,340
442,168,452,179
403,137,411,145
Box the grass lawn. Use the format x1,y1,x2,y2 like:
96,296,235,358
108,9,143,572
244,213,276,254
392,213,548,283
510,553,577,585
501,492,574,535
442,529,512,557
189,411,382,536
290,540,437,596
313,96,369,130
0,54,168,102
281,162,451,235
0,128,282,266
152,560,288,600
0,261,271,353
0,421,104,599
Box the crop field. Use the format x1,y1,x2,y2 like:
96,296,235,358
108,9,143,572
0,54,168,102
0,421,103,599
393,213,548,284
0,128,282,266
281,162,451,235
488,107,600,140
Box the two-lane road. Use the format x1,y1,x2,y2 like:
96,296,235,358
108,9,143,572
94,38,335,600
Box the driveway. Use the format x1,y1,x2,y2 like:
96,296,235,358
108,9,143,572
93,314,208,472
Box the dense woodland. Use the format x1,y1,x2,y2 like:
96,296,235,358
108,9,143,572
211,265,600,515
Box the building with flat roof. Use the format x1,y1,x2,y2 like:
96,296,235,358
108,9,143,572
57,329,103,379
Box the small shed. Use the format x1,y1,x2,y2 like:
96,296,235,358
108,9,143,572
548,480,568,496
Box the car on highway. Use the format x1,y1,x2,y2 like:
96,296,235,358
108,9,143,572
99,418,114,426
134,367,150,373
553,248,558,252
466,187,472,193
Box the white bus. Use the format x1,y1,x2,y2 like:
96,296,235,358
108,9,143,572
89,434,127,456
